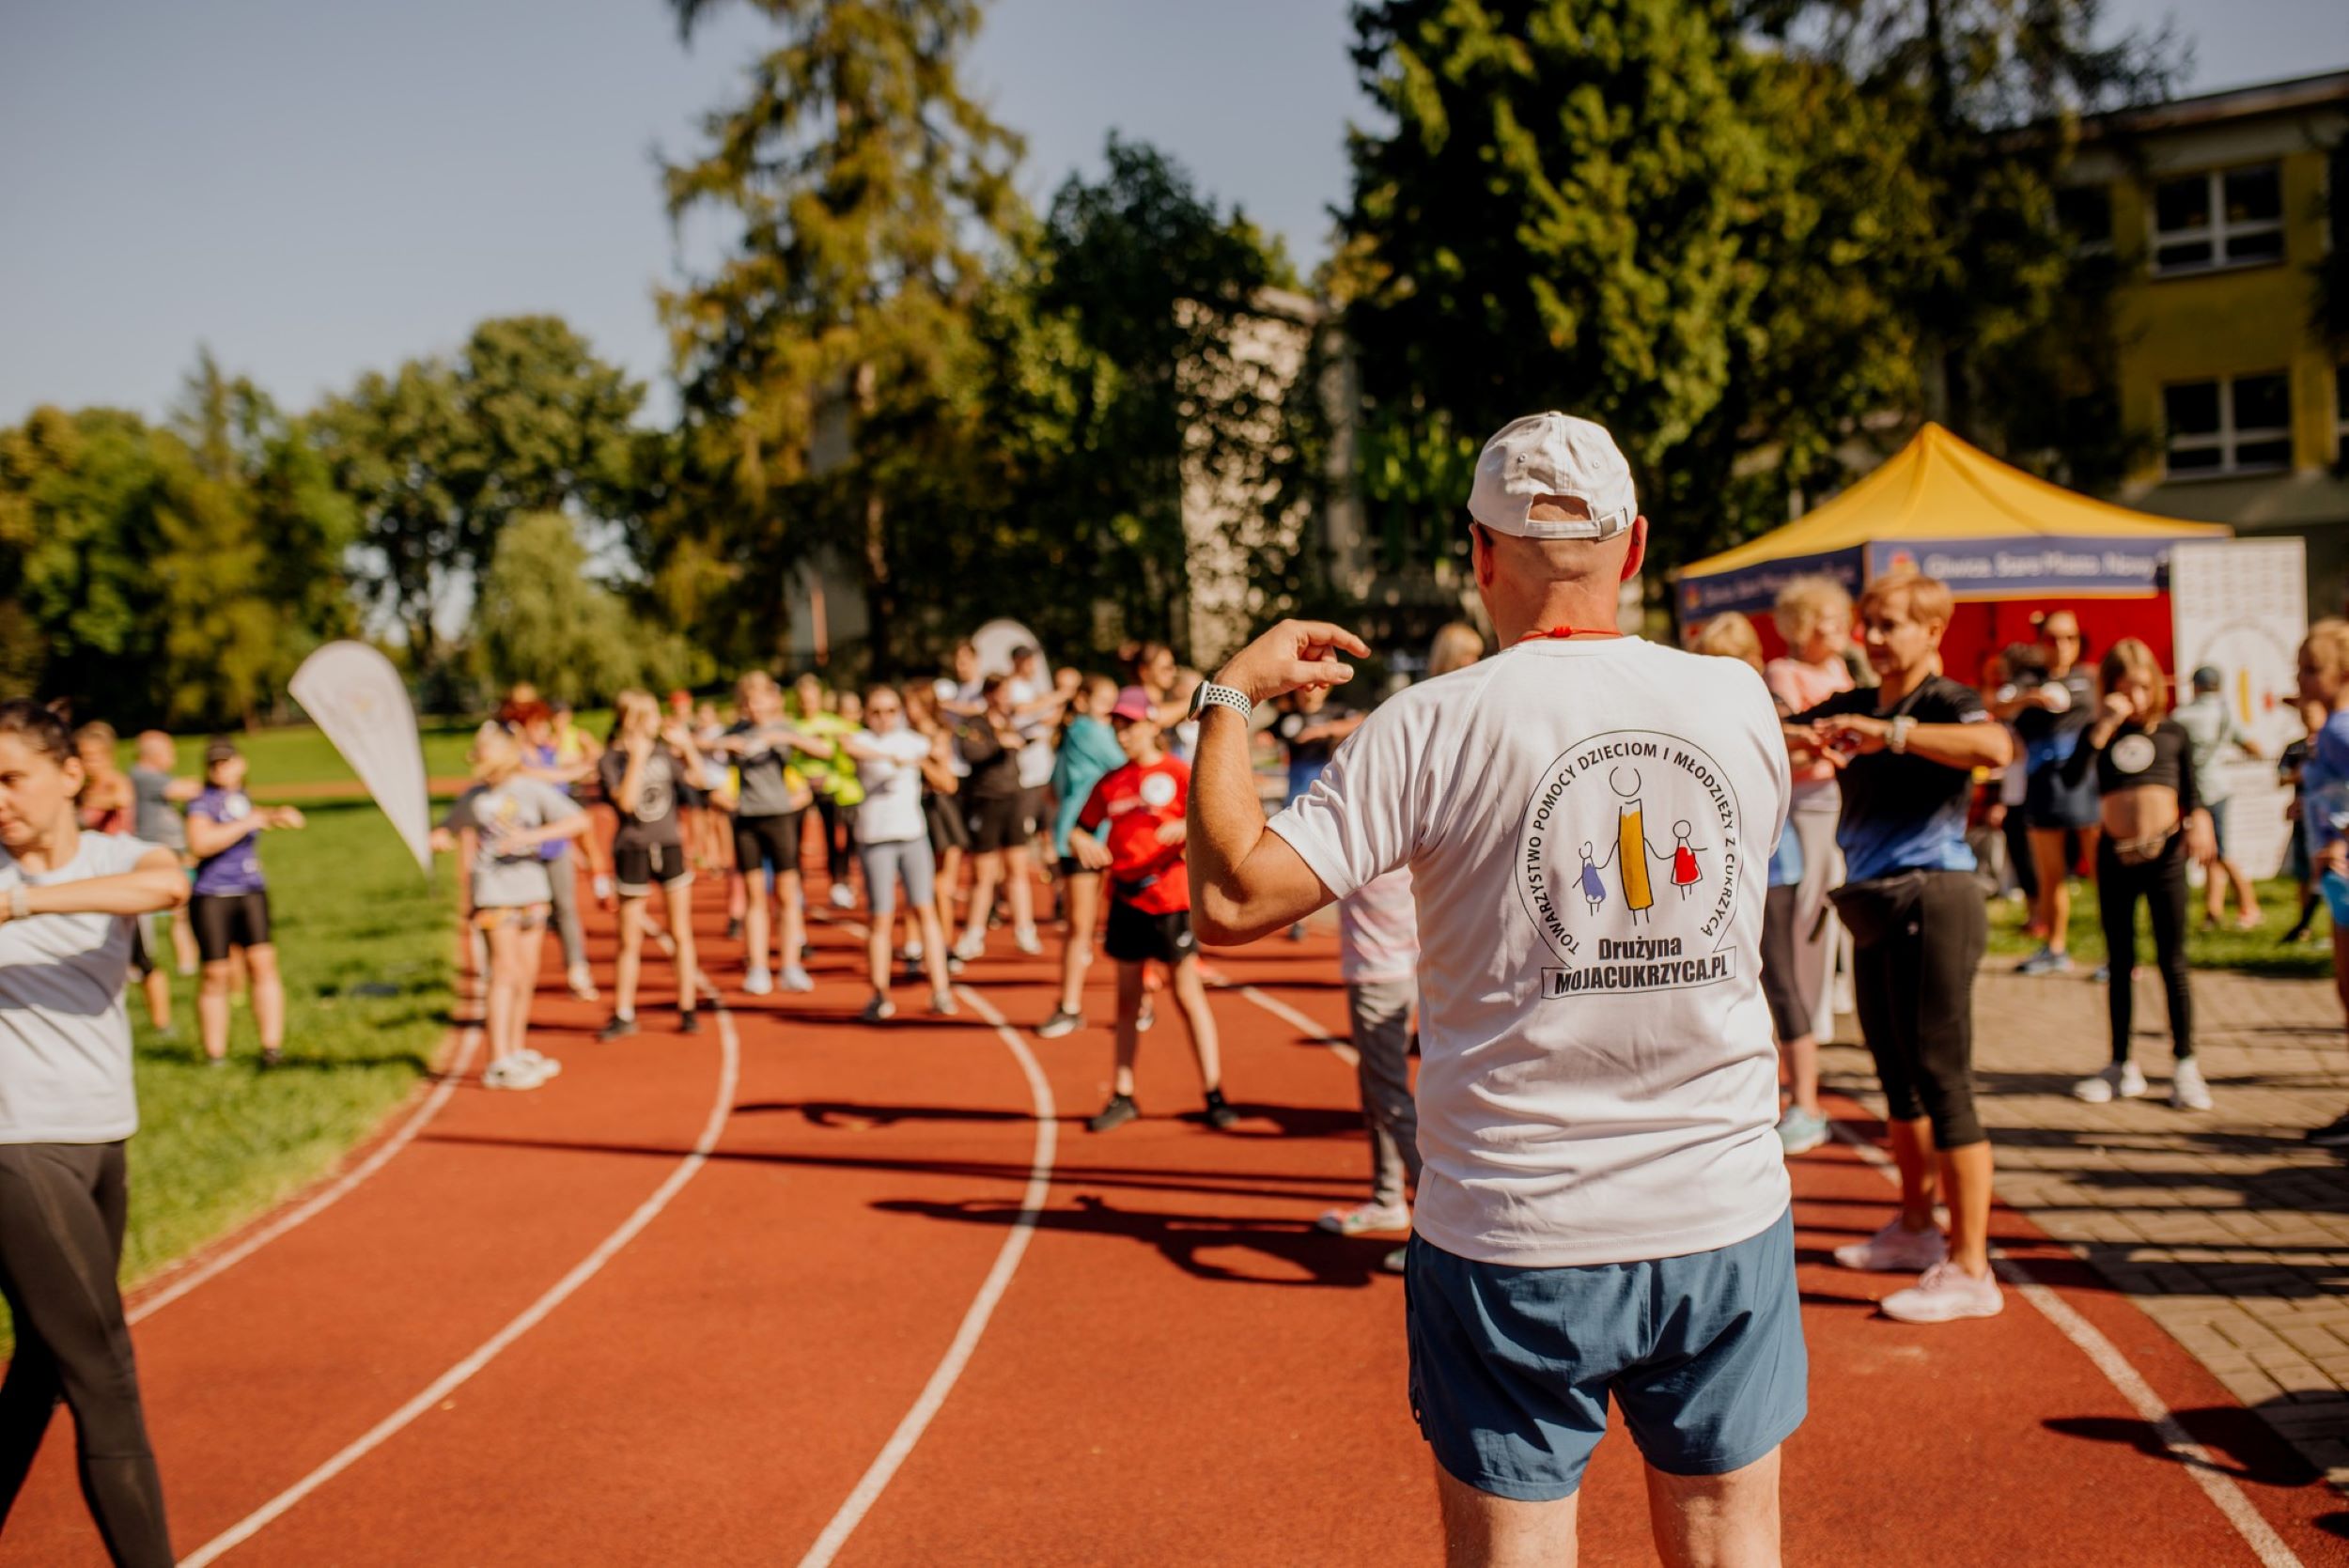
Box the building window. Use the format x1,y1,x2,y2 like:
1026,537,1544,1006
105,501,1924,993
2164,372,2292,476
2057,183,2113,256
2152,163,2285,274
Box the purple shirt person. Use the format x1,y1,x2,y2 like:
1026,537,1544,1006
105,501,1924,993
188,785,267,896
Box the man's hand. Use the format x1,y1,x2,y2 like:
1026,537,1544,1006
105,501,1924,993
1815,714,1890,756
1213,620,1371,706
1071,831,1112,872
1155,818,1187,846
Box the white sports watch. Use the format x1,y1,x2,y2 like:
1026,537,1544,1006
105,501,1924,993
1889,715,1918,754
1189,681,1254,722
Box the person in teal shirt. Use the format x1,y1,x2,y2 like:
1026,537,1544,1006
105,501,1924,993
1037,675,1129,1037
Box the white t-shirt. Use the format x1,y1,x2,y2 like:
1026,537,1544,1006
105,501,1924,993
1268,638,1793,1268
1338,868,1419,985
0,831,156,1144
1008,677,1058,789
856,729,934,845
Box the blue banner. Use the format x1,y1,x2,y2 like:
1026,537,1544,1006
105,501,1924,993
1865,536,2184,598
1675,548,1864,620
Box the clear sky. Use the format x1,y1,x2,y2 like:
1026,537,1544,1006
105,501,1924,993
4,0,2342,427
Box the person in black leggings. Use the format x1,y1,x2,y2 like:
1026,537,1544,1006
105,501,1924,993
1787,570,2015,1326
2058,638,2218,1110
0,700,186,1565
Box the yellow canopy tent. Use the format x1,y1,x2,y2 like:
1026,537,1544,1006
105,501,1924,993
1673,422,2230,675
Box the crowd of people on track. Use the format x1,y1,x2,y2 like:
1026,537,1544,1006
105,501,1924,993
15,402,2349,1564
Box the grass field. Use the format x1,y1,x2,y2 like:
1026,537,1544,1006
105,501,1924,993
117,801,456,1297
1984,875,2330,980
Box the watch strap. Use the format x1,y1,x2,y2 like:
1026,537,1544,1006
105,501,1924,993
1194,682,1254,721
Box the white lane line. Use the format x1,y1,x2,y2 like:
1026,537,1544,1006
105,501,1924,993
179,1005,741,1567
795,985,1058,1568
1824,1122,2303,1568
132,1021,485,1326
1221,982,1360,1068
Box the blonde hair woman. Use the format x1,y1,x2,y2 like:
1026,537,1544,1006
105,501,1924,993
2056,638,2215,1109
1693,613,1763,669
1428,622,1486,678
598,691,708,1040
1762,575,1856,1156
458,724,589,1090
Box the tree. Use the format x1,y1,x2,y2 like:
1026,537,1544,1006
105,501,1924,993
661,0,1023,675
1745,0,2182,472
0,406,162,712
319,316,644,682
1335,0,1782,578
1018,135,1298,659
473,511,680,705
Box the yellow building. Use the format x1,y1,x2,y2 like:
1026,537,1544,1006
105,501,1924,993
2065,70,2349,608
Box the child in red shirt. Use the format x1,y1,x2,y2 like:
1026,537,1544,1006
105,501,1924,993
1071,688,1237,1132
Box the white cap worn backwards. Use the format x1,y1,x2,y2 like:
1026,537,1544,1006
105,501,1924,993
1468,411,1638,541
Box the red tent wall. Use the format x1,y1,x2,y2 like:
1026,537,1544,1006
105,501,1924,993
1726,594,2177,692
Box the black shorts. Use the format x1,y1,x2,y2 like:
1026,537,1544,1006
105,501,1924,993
1058,855,1097,881
967,794,1031,856
926,794,970,856
1105,900,1195,966
734,812,805,878
614,841,693,897
192,890,271,964
1019,784,1051,841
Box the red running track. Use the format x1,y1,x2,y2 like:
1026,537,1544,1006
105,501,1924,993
5,877,2346,1565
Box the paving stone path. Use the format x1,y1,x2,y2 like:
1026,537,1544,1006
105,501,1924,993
1819,964,2349,1489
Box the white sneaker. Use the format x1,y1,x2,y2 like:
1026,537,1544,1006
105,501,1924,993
1833,1219,1948,1273
1880,1260,2004,1324
2170,1056,2214,1111
1315,1202,1410,1236
529,1054,562,1082
778,966,815,994
1013,928,1043,956
902,942,924,965
742,968,774,997
2073,1061,2148,1104
568,964,599,1001
483,1055,544,1091
952,934,987,962
829,883,855,909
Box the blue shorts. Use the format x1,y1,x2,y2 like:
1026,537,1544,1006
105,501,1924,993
1405,1208,1806,1501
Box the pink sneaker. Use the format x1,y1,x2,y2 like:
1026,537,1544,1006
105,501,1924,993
1880,1260,2004,1323
1315,1202,1409,1236
1832,1219,1948,1273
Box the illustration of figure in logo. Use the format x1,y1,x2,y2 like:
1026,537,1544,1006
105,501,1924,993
1669,820,1706,899
1576,842,1607,915
1608,767,1663,924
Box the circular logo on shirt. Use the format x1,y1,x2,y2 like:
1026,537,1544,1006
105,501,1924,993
223,792,252,822
1140,771,1178,810
2111,734,2157,775
634,755,675,823
1515,729,1748,999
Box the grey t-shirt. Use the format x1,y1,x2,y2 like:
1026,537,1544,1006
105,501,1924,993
130,766,187,851
0,831,156,1143
727,722,806,818
600,746,685,851
2172,691,2248,807
461,776,581,909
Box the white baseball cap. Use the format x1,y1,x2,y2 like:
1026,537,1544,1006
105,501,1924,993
1468,411,1637,540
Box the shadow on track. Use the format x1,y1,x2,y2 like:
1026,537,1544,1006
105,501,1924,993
871,1191,1397,1289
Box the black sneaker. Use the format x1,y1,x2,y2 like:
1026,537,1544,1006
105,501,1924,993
259,1047,284,1069
1201,1089,1240,1131
2307,1110,2349,1147
597,1015,639,1042
678,1010,702,1036
1035,1008,1082,1039
1086,1094,1139,1134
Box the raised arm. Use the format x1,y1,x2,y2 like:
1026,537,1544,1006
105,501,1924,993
1187,620,1366,946
5,846,187,918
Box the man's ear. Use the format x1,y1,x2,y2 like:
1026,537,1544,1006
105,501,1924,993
1620,517,1649,583
1470,522,1495,589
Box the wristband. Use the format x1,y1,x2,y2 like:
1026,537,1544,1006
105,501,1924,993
8,884,29,921
1189,682,1254,722
1889,716,1917,754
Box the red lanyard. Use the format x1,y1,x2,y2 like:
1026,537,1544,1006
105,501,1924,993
1517,626,1624,643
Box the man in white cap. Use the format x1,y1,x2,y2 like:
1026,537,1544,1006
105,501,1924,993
1187,412,1800,1565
